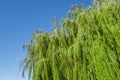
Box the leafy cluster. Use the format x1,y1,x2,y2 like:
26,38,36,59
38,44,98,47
21,0,120,80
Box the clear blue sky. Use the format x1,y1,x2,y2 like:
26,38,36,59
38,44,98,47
0,0,91,80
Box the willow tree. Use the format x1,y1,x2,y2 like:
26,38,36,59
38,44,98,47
21,0,120,80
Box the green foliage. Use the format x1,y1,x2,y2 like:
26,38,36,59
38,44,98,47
21,0,120,80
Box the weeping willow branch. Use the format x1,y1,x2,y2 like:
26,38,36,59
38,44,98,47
21,0,120,80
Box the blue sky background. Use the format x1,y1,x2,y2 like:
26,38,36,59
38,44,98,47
0,0,91,80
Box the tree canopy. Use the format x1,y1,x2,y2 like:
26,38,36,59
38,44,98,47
21,0,120,80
